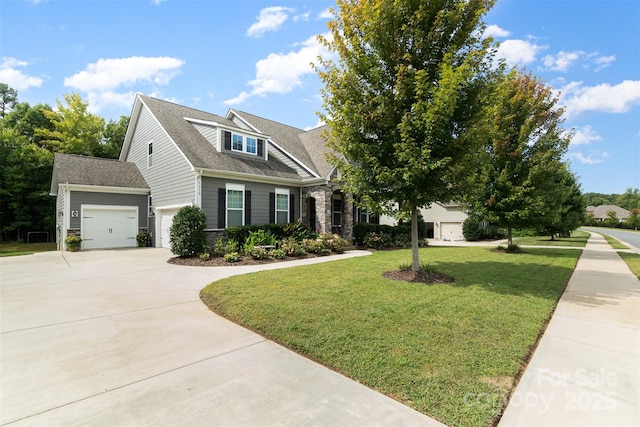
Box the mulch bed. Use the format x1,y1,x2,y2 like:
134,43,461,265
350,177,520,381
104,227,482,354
167,253,321,267
383,269,455,284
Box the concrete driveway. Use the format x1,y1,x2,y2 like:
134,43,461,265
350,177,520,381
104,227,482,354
1,248,442,426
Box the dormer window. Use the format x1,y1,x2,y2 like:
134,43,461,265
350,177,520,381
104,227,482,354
222,130,264,157
246,137,257,154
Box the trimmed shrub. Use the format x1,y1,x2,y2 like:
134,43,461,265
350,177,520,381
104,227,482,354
223,252,240,262
280,237,307,257
212,238,239,257
268,248,287,260
243,229,277,254
169,206,207,257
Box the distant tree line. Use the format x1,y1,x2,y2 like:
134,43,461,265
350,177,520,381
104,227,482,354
0,83,129,242
583,188,640,211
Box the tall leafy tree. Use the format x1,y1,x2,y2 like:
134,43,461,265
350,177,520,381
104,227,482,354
615,187,640,210
316,0,496,270
99,116,129,159
0,83,18,118
538,166,585,239
36,93,105,156
469,69,571,246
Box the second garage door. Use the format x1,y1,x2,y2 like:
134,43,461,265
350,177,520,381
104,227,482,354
82,206,138,250
440,222,463,241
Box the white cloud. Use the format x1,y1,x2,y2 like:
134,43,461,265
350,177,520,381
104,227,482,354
484,24,510,38
293,11,311,22
568,150,609,165
63,56,184,113
246,6,294,37
225,33,334,105
543,50,584,72
64,56,184,92
593,54,616,71
496,39,546,66
318,8,333,19
0,57,44,91
560,80,640,117
570,125,602,146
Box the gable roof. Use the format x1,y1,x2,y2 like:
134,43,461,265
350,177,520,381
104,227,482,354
122,96,304,182
298,125,335,178
590,204,630,219
50,153,149,194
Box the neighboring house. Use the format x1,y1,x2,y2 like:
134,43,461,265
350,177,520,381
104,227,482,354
51,94,377,250
50,153,150,250
380,202,469,241
586,205,630,222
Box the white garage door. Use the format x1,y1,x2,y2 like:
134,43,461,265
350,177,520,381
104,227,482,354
82,206,138,250
441,222,463,241
159,208,180,249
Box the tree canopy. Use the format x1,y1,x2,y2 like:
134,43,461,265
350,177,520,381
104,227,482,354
0,85,129,241
317,0,497,270
466,69,573,246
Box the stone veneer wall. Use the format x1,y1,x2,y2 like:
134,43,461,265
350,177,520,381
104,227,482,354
302,182,354,242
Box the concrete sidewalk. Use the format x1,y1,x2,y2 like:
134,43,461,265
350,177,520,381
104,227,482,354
499,232,640,426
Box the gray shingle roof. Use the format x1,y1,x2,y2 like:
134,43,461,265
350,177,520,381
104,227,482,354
138,96,302,180
590,204,630,220
298,125,335,178
52,153,149,190
230,110,325,177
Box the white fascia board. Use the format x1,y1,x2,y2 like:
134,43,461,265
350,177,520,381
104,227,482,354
120,95,144,162
183,116,268,139
228,110,319,179
267,139,320,179
66,184,150,195
197,168,303,187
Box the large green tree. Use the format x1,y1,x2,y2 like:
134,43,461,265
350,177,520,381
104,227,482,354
99,116,129,159
469,69,571,246
36,92,105,156
0,83,18,118
538,165,585,239
615,187,640,210
317,0,496,270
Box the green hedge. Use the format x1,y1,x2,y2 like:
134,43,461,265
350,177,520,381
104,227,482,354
353,222,426,246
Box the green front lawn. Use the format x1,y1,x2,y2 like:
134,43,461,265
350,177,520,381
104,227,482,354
619,252,640,279
600,233,629,250
201,246,580,426
513,230,589,247
0,242,57,257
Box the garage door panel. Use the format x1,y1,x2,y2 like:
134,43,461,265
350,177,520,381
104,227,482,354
441,222,463,241
82,207,138,250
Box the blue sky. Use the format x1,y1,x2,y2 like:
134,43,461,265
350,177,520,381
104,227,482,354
2,0,638,194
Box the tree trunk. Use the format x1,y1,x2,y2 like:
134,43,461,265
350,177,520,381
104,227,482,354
507,225,513,247
411,206,420,271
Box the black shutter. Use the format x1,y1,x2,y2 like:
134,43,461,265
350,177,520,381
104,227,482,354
224,131,231,151
289,194,295,223
257,139,264,157
269,192,275,223
245,190,251,225
218,188,226,228
308,197,316,230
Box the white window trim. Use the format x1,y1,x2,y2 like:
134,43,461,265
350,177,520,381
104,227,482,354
275,188,289,224
246,136,257,154
226,183,245,227
231,133,244,152
147,141,153,168
230,132,258,156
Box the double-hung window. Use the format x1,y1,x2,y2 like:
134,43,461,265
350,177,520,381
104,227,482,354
232,134,243,152
147,141,153,168
275,188,289,224
246,137,257,154
226,184,244,227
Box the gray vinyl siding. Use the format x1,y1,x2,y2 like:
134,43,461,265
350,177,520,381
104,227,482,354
229,115,253,131
69,191,148,229
268,143,313,178
201,177,301,229
125,105,195,208
193,123,218,149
